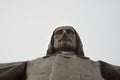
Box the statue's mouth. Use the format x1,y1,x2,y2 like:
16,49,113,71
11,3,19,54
59,38,71,42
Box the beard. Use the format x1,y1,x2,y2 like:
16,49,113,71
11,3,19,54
54,41,76,52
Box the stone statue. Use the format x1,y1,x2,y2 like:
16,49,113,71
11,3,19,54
0,26,120,80
46,26,84,57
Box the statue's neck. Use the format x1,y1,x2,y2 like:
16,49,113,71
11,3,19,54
54,50,89,59
55,51,75,55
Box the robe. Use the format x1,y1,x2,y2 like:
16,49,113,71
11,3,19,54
0,62,26,80
0,52,120,80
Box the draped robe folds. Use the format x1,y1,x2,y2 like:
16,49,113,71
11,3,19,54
0,62,26,80
26,52,104,80
0,52,120,80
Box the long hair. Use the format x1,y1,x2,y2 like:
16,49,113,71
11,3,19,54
46,26,85,57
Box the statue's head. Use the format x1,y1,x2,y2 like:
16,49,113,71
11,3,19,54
47,26,85,56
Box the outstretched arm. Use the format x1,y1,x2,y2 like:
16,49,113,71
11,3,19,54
0,62,27,80
99,61,120,80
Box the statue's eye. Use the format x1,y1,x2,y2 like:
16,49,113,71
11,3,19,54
55,30,63,35
66,29,74,34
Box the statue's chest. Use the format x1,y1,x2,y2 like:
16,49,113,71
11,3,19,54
27,53,104,80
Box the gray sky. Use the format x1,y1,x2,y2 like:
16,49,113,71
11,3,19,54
0,0,120,65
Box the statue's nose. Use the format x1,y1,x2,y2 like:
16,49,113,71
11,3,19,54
62,30,67,37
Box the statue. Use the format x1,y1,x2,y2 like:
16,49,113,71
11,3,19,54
46,26,84,57
0,26,120,80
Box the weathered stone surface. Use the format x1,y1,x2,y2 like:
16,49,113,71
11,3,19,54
0,62,26,80
26,52,104,80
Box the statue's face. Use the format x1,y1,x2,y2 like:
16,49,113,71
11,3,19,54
53,27,77,51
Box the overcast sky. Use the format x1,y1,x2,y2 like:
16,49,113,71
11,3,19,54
0,0,120,65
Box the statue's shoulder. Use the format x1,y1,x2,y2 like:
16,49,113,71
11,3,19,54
27,55,55,69
28,55,55,63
